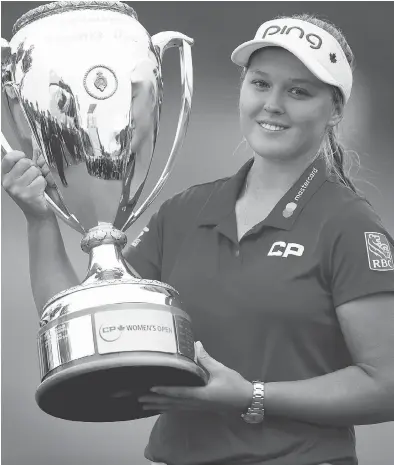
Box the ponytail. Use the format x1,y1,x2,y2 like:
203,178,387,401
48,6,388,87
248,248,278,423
315,83,360,195
323,127,358,194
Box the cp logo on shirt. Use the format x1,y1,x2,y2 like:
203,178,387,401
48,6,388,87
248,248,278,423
364,232,394,271
267,241,304,258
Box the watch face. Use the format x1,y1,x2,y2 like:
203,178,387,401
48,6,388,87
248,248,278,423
242,413,264,424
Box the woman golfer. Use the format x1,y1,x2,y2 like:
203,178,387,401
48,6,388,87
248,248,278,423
2,13,394,465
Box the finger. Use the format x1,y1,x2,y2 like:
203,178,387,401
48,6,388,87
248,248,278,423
2,159,35,190
138,394,186,405
141,404,172,412
25,175,46,194
44,171,57,189
32,147,40,164
36,152,48,170
36,158,53,182
18,165,44,187
6,168,44,198
7,157,35,179
150,386,203,399
35,154,56,188
38,161,51,178
142,403,201,412
1,151,27,175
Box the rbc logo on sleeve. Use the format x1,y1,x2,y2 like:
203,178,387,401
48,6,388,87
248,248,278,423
364,232,394,271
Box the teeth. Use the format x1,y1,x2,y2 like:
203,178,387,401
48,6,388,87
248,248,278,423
260,123,286,131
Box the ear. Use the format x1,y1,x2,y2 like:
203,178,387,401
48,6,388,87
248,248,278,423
327,97,345,128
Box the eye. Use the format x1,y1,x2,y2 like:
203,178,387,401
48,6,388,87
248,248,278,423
289,87,310,97
251,79,270,90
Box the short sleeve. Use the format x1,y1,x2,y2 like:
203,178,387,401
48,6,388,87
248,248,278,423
323,200,394,307
123,206,165,281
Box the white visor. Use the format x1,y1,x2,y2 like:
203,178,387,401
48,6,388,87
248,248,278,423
231,18,353,103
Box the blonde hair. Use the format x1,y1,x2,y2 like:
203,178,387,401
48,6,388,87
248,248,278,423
241,13,360,194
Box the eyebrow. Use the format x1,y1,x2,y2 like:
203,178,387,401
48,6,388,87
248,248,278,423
249,70,317,86
289,78,316,86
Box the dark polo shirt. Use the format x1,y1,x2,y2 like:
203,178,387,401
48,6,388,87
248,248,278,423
125,157,394,465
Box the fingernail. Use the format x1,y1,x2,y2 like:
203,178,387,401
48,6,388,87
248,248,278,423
197,341,205,351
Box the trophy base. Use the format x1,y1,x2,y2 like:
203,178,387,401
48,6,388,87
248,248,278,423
36,351,207,422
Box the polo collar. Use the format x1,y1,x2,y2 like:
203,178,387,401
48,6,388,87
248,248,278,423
197,156,329,231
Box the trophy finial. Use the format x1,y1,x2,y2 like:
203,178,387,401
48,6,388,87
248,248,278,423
12,1,138,35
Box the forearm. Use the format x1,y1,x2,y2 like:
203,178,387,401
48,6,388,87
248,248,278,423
264,365,394,426
27,213,79,315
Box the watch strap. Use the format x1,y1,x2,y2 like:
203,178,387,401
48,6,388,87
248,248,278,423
241,381,265,424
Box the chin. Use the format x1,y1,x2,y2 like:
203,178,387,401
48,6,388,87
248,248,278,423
255,151,293,162
250,142,293,161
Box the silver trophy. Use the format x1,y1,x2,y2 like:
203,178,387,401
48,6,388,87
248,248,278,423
1,1,207,422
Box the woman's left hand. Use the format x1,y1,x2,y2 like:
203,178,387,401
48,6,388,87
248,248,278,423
138,341,253,415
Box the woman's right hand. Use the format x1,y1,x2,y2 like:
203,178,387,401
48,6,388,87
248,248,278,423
1,149,56,221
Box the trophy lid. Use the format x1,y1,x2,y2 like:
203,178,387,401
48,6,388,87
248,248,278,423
12,1,138,35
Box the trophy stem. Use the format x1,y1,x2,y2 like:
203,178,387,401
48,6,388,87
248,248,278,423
81,222,141,284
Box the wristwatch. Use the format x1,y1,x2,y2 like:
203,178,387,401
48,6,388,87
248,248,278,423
241,381,265,424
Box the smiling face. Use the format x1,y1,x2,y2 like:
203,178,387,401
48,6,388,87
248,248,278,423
240,47,342,162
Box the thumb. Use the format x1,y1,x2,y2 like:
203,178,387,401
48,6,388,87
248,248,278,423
195,341,223,372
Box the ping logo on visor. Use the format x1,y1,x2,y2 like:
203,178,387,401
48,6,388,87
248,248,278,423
364,232,394,271
261,24,323,49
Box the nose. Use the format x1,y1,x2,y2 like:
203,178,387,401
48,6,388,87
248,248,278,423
263,89,284,115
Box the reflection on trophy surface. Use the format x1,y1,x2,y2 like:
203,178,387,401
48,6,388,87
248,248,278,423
1,0,207,422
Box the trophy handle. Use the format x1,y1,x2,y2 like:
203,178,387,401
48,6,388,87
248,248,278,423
1,39,13,158
1,38,85,234
121,32,194,232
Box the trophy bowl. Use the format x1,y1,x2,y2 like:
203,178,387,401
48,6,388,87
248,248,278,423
1,1,207,422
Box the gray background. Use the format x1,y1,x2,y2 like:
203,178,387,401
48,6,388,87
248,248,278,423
1,2,393,464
